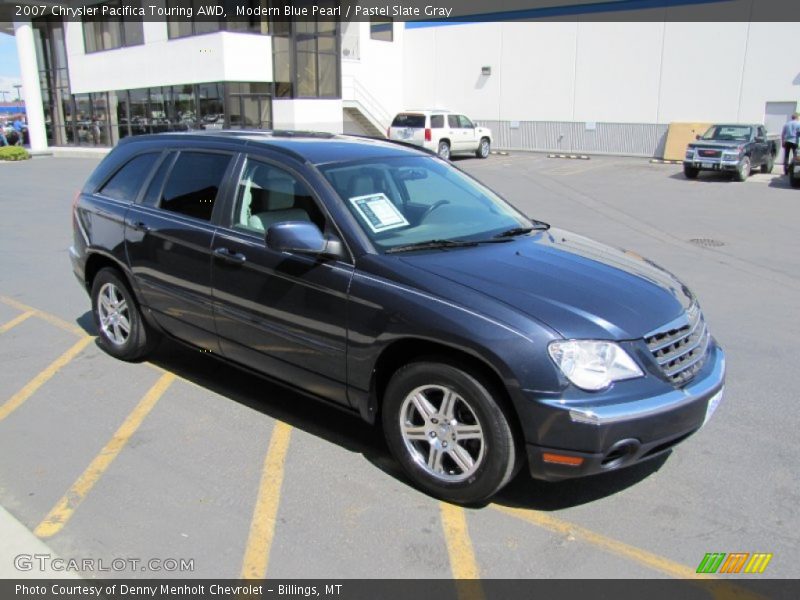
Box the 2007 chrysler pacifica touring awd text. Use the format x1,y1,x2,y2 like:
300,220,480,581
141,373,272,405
71,131,725,503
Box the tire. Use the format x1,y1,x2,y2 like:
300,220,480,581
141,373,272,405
437,140,451,160
761,154,774,174
382,360,518,504
683,166,699,179
476,137,491,159
91,267,158,361
734,157,750,182
790,167,800,188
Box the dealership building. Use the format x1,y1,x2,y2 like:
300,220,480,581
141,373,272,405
2,0,798,156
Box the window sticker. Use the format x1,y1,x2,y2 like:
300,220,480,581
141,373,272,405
349,193,409,233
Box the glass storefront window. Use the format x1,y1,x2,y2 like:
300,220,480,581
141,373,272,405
274,20,340,99
198,83,224,129
83,1,144,53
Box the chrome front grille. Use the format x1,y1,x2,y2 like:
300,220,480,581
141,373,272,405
645,303,709,386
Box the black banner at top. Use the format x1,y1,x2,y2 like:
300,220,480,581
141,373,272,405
9,0,800,23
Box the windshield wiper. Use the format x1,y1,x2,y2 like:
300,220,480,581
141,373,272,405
386,239,479,253
494,221,550,238
386,236,514,253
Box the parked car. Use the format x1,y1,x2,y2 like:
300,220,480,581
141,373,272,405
388,110,492,160
683,123,777,181
71,131,725,503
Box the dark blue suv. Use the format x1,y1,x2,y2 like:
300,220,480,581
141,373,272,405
70,132,725,503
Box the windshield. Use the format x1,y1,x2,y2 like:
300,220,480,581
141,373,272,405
701,125,752,142
319,156,531,252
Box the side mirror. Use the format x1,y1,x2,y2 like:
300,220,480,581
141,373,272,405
266,221,343,259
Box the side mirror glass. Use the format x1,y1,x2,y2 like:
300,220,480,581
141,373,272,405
266,221,342,259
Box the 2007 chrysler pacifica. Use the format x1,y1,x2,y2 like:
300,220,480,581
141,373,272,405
70,131,725,503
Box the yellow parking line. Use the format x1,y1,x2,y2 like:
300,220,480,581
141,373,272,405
440,502,484,600
34,372,175,539
240,421,293,579
0,310,34,334
493,504,706,579
0,336,93,423
0,296,86,337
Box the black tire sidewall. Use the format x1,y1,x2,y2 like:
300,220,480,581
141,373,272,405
382,361,516,503
91,268,150,361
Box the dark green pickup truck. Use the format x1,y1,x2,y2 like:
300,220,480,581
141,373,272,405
683,123,778,182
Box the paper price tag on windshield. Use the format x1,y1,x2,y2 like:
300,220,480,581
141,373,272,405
349,193,409,233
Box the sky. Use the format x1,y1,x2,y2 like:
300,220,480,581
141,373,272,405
0,34,23,102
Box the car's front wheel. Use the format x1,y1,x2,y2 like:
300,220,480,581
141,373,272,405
91,267,159,361
761,154,774,174
734,156,751,182
382,361,518,504
683,165,699,179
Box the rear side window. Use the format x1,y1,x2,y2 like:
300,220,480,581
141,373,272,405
159,152,231,221
99,153,159,202
447,115,459,128
430,114,444,129
392,113,426,128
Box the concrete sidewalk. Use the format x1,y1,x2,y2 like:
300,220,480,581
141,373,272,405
0,505,79,579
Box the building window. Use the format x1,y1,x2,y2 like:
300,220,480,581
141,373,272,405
83,1,144,52
273,16,340,99
226,0,271,34
370,18,393,42
167,0,221,38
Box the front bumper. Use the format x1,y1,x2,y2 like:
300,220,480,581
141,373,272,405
524,343,725,481
684,157,741,172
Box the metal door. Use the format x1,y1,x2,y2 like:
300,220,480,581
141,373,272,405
765,101,797,162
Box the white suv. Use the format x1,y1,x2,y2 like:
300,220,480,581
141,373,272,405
388,110,493,160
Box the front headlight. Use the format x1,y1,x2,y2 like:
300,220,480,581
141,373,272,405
685,149,695,159
548,340,644,391
722,151,741,160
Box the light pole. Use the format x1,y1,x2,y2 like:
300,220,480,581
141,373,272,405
13,85,22,102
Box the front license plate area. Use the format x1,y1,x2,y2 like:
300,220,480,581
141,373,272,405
701,162,714,169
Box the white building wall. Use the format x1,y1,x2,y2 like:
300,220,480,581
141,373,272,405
65,22,272,93
272,99,343,133
341,21,406,131
404,20,799,126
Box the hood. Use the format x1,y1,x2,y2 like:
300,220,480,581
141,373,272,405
398,228,693,340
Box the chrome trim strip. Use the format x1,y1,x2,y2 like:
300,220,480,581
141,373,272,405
656,321,707,365
663,332,710,377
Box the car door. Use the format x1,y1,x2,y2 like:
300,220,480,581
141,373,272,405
446,114,462,151
457,115,478,151
125,148,235,351
211,155,354,406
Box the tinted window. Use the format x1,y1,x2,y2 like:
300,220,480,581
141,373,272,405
159,152,231,221
233,159,325,233
430,115,444,128
447,115,459,128
370,18,393,42
99,153,159,202
392,114,426,128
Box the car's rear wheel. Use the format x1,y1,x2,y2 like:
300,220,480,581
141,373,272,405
382,361,518,504
91,267,158,361
734,157,750,182
437,141,451,160
683,166,699,179
476,137,491,159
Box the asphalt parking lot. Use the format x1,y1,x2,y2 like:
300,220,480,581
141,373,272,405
0,152,797,583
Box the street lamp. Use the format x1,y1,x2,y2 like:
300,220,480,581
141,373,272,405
13,85,22,102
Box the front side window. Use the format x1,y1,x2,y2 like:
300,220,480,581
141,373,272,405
320,157,529,252
458,115,474,128
233,160,325,233
99,153,159,202
159,152,231,221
